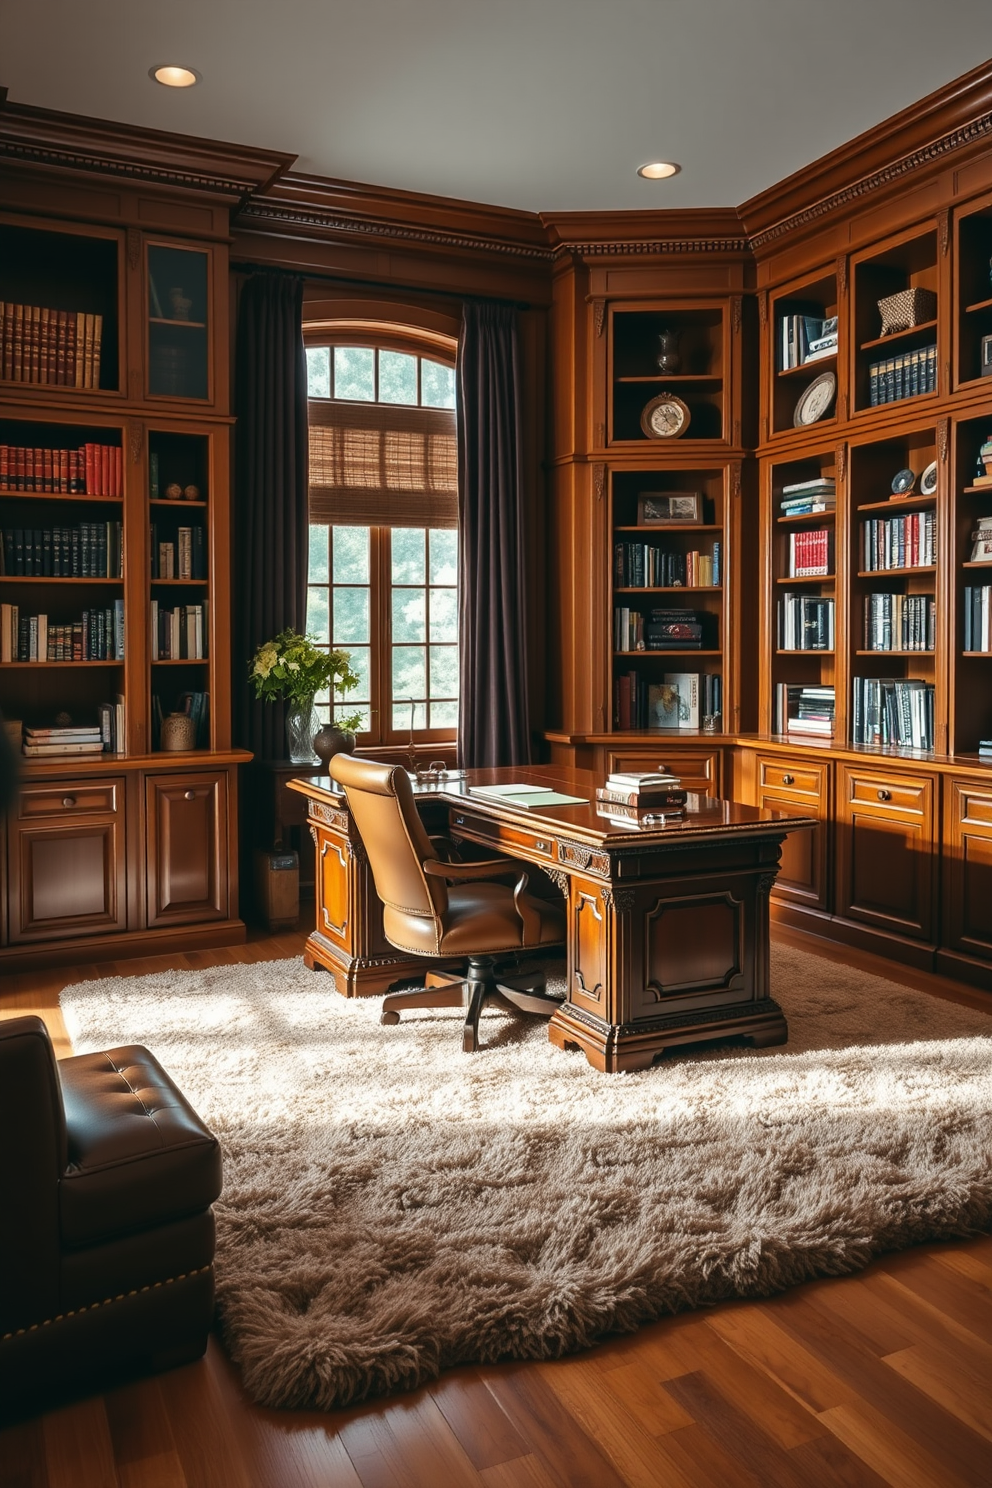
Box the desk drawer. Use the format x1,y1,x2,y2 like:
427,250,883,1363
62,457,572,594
19,779,121,820
449,809,555,860
847,773,929,817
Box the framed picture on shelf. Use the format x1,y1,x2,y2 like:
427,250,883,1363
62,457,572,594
982,333,992,378
638,492,702,525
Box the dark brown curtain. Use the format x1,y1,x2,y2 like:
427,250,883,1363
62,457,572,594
456,301,531,767
233,272,309,759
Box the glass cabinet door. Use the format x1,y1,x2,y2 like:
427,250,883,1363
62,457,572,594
146,244,209,401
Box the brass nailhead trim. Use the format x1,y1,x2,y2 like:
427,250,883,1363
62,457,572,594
1,1266,212,1342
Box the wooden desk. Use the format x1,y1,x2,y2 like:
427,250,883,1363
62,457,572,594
288,766,815,1071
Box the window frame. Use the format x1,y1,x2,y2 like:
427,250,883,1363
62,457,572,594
304,324,459,751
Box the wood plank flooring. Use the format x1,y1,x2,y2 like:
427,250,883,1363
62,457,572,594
2,929,991,1488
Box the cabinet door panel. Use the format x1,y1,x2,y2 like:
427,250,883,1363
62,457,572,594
145,772,228,927
9,818,126,942
836,766,935,941
755,755,830,910
943,779,992,961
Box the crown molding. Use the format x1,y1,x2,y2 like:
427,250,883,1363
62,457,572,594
0,101,295,202
741,58,992,252
238,173,553,262
541,207,749,261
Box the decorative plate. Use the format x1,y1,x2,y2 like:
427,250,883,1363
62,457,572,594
891,467,916,496
919,460,938,495
792,371,836,428
640,392,691,440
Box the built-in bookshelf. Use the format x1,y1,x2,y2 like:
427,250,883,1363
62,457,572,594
852,226,940,415
607,302,728,445
770,270,839,436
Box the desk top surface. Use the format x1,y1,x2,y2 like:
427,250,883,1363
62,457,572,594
287,763,816,847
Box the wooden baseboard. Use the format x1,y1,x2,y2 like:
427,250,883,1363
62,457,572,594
0,919,247,974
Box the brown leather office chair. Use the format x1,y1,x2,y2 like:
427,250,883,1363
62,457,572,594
329,755,566,1052
0,1015,221,1421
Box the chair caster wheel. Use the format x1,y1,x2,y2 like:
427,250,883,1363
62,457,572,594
380,1010,400,1025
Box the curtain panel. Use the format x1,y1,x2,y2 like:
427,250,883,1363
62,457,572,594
233,272,309,760
456,301,531,768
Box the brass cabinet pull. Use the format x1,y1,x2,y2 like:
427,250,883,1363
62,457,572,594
782,774,795,786
184,790,196,801
453,813,465,826
62,796,76,808
535,839,550,852
877,788,891,802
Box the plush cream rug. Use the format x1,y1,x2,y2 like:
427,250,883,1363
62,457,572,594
60,945,992,1411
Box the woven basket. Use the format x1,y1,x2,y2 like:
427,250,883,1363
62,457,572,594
877,287,937,336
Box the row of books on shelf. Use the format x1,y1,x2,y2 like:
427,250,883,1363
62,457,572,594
861,510,936,571
778,314,838,370
149,600,207,660
863,592,935,652
778,593,835,651
152,691,209,750
16,704,125,757
613,542,720,589
774,684,835,737
780,478,836,516
0,601,124,663
868,344,936,406
0,522,123,578
852,678,935,750
786,528,832,577
150,524,206,580
614,607,710,652
0,442,122,496
0,303,103,388
963,584,992,652
614,670,721,730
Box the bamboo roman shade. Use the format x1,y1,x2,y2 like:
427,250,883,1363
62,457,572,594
308,399,458,528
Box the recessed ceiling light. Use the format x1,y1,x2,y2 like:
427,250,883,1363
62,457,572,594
637,162,681,180
150,65,201,88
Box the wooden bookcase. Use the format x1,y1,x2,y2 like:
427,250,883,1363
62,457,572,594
0,169,251,970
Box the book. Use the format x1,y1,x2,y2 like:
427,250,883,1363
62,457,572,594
596,802,686,826
596,786,687,808
606,771,680,788
647,681,683,727
663,672,700,729
22,740,105,756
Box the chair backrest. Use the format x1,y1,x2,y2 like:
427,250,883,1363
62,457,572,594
328,755,448,942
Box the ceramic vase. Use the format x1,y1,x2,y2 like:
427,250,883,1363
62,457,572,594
656,329,681,373
313,725,357,770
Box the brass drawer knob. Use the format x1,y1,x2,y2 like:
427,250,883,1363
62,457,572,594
782,774,795,786
877,789,891,802
184,790,196,801
62,796,76,808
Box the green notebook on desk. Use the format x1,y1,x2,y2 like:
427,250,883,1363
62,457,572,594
468,783,588,808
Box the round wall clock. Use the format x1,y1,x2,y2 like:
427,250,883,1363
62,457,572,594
640,392,691,439
793,370,836,428
919,460,938,495
891,467,916,495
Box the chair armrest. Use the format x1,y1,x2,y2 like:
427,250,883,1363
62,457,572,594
424,856,520,882
427,834,463,863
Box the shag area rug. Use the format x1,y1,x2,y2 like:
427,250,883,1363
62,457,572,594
60,945,992,1412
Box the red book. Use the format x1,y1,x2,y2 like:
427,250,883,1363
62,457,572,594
29,306,41,382
12,304,24,382
39,308,51,383
43,446,53,491
57,448,67,493
84,442,96,495
112,445,122,498
100,444,110,497
0,444,8,488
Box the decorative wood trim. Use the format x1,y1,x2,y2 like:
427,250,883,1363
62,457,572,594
127,228,140,272
600,885,637,913
593,299,606,337
938,419,949,462
545,868,570,896
939,208,950,256
732,461,742,499
836,442,848,483
837,390,848,422
731,295,743,334
758,290,768,328
557,840,611,876
593,463,606,500
127,419,143,465
836,255,848,295
551,236,749,260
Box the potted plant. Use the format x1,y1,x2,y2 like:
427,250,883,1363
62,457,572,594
249,629,362,764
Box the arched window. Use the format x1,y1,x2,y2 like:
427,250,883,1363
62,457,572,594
304,325,459,747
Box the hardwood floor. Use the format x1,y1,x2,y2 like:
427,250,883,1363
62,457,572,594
2,929,991,1488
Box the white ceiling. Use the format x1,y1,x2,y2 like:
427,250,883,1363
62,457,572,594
3,1,992,213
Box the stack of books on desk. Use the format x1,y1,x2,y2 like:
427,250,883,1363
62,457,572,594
596,771,687,825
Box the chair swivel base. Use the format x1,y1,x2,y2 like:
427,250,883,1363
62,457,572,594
381,954,562,1053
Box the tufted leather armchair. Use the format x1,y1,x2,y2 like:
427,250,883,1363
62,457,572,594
329,755,566,1051
0,1015,221,1421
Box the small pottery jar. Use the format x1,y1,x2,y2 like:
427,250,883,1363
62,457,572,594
165,482,183,501
161,712,197,751
313,725,357,770
183,484,200,500
656,329,681,374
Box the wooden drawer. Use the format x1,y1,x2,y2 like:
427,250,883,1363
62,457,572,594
18,779,122,820
847,774,929,816
758,758,825,799
837,765,936,942
604,746,722,797
448,808,555,861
